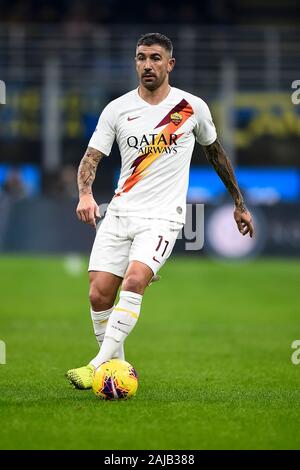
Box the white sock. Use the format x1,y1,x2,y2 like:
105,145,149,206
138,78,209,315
89,290,142,368
90,306,124,360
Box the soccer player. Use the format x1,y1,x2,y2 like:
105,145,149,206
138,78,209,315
66,33,254,389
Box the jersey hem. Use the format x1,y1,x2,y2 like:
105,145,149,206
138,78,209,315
106,207,185,224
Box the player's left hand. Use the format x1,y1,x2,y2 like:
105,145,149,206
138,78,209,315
234,208,254,238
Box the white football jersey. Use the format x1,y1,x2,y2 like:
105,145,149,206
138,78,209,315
89,86,217,223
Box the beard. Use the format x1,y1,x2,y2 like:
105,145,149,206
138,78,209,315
141,74,164,91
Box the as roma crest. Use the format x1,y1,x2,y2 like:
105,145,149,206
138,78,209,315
170,112,182,125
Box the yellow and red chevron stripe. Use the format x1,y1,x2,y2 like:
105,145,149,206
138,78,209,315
115,99,193,196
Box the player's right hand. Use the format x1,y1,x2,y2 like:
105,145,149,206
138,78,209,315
76,195,100,228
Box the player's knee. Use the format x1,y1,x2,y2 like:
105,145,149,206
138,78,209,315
89,283,113,311
122,274,145,294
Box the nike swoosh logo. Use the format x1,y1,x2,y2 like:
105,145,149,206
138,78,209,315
152,256,161,264
117,320,131,326
127,116,141,121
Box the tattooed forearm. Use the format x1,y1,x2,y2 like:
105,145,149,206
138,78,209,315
77,147,104,197
202,139,247,212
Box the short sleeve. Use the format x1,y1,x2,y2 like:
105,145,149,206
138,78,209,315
88,102,116,156
193,99,217,146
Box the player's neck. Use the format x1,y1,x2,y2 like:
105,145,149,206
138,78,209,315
138,83,171,105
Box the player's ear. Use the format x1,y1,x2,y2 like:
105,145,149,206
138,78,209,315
168,58,176,73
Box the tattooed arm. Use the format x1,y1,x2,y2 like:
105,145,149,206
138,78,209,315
76,146,104,227
202,139,254,237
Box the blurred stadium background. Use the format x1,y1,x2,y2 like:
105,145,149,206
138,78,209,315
0,0,300,448
0,0,300,257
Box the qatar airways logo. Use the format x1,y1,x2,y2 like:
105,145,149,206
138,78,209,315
127,133,178,155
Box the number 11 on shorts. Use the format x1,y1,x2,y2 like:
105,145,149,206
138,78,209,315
153,235,169,264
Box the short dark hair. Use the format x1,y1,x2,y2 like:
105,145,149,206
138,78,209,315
136,33,173,56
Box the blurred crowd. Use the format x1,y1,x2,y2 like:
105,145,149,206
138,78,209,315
0,0,299,26
0,0,237,25
1,169,27,200
0,165,78,201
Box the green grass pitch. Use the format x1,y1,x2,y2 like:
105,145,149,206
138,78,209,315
1,256,300,450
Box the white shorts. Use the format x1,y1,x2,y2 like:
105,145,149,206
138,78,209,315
88,214,183,278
